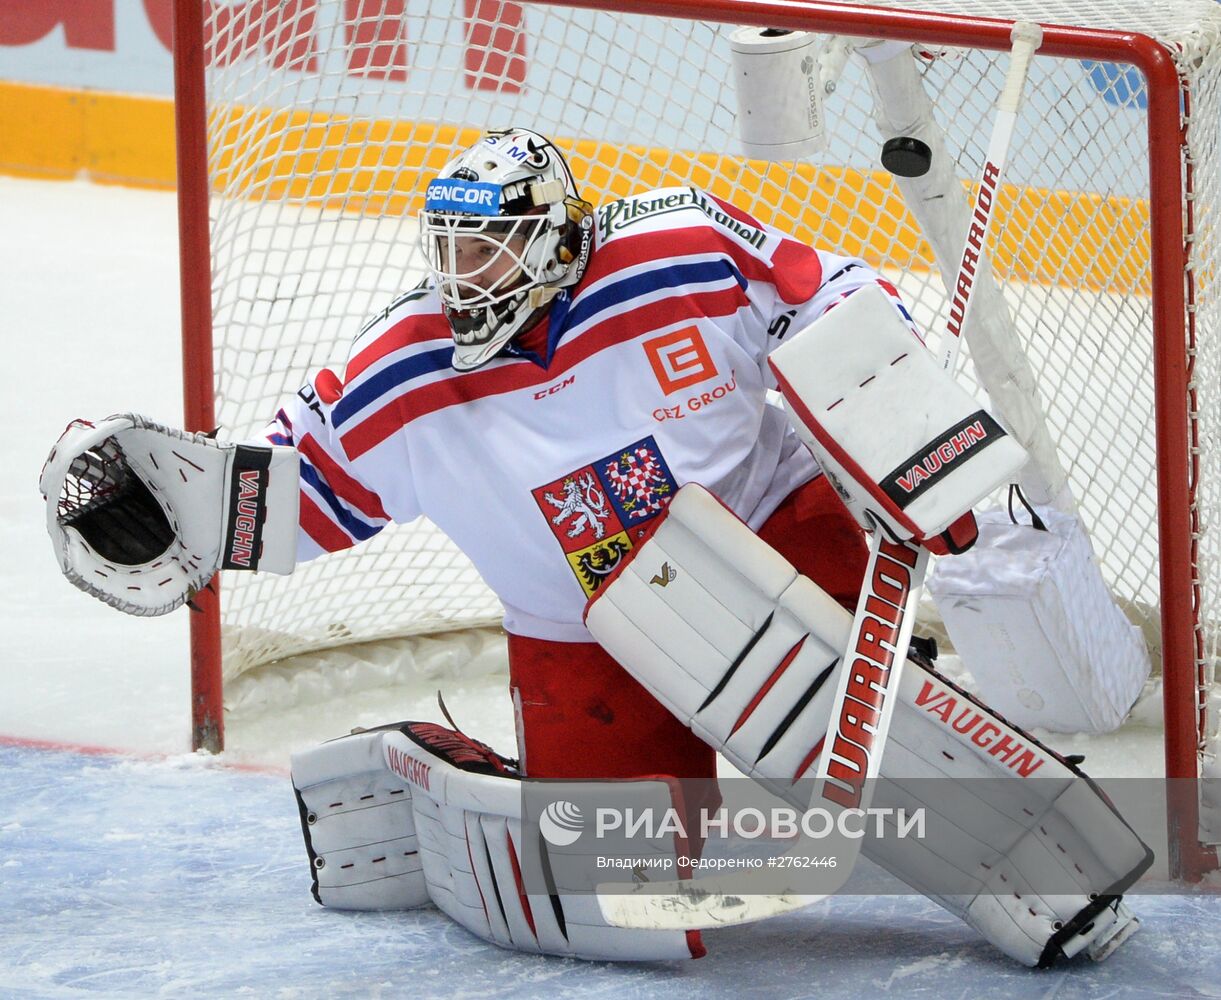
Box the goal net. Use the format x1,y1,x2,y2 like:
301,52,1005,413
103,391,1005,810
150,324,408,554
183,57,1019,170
178,0,1221,873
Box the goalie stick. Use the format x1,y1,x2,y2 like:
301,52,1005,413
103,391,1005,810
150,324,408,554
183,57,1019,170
595,20,1044,931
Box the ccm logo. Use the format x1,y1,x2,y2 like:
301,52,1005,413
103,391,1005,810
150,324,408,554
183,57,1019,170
534,375,575,399
643,327,718,394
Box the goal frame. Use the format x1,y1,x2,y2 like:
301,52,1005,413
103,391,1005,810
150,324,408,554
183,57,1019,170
169,0,1213,879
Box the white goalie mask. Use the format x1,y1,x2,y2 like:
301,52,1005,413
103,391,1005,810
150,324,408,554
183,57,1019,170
419,128,595,371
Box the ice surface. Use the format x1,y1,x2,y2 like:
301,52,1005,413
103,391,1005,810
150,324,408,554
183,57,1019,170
2,175,1218,998
3,744,1220,999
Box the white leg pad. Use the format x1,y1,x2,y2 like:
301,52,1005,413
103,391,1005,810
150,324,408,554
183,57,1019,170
291,728,429,910
293,723,703,961
585,484,1152,967
385,727,703,961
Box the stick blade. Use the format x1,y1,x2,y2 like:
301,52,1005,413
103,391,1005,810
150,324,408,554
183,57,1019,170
597,882,827,930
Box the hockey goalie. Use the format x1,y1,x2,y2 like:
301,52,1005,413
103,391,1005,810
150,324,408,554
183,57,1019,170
40,127,1150,966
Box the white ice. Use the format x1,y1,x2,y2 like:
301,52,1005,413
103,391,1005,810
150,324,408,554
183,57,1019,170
2,175,1218,998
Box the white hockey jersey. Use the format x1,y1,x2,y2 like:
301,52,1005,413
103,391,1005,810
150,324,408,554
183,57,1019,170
267,186,920,642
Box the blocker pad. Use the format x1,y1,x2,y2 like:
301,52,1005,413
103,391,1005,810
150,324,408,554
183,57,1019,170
768,285,1028,553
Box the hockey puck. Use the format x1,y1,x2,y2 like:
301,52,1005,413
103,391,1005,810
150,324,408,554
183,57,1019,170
881,136,932,177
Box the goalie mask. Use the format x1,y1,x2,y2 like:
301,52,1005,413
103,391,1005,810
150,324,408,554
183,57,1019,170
419,127,594,371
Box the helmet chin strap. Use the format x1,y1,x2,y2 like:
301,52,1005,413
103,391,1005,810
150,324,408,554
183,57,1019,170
527,285,561,310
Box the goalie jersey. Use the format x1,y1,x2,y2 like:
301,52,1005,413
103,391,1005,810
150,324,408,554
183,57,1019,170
266,187,921,642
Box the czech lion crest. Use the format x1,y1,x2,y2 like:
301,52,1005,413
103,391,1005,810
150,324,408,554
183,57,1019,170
531,436,678,597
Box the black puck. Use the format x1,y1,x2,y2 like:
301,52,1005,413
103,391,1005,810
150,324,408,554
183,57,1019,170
881,136,932,177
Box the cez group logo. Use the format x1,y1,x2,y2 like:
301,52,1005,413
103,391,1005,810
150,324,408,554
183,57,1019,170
643,326,718,394
539,800,585,846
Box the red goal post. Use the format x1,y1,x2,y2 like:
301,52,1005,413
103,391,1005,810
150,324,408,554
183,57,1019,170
171,0,1219,879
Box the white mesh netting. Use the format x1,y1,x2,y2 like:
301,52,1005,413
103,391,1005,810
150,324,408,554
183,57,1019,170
199,0,1221,779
